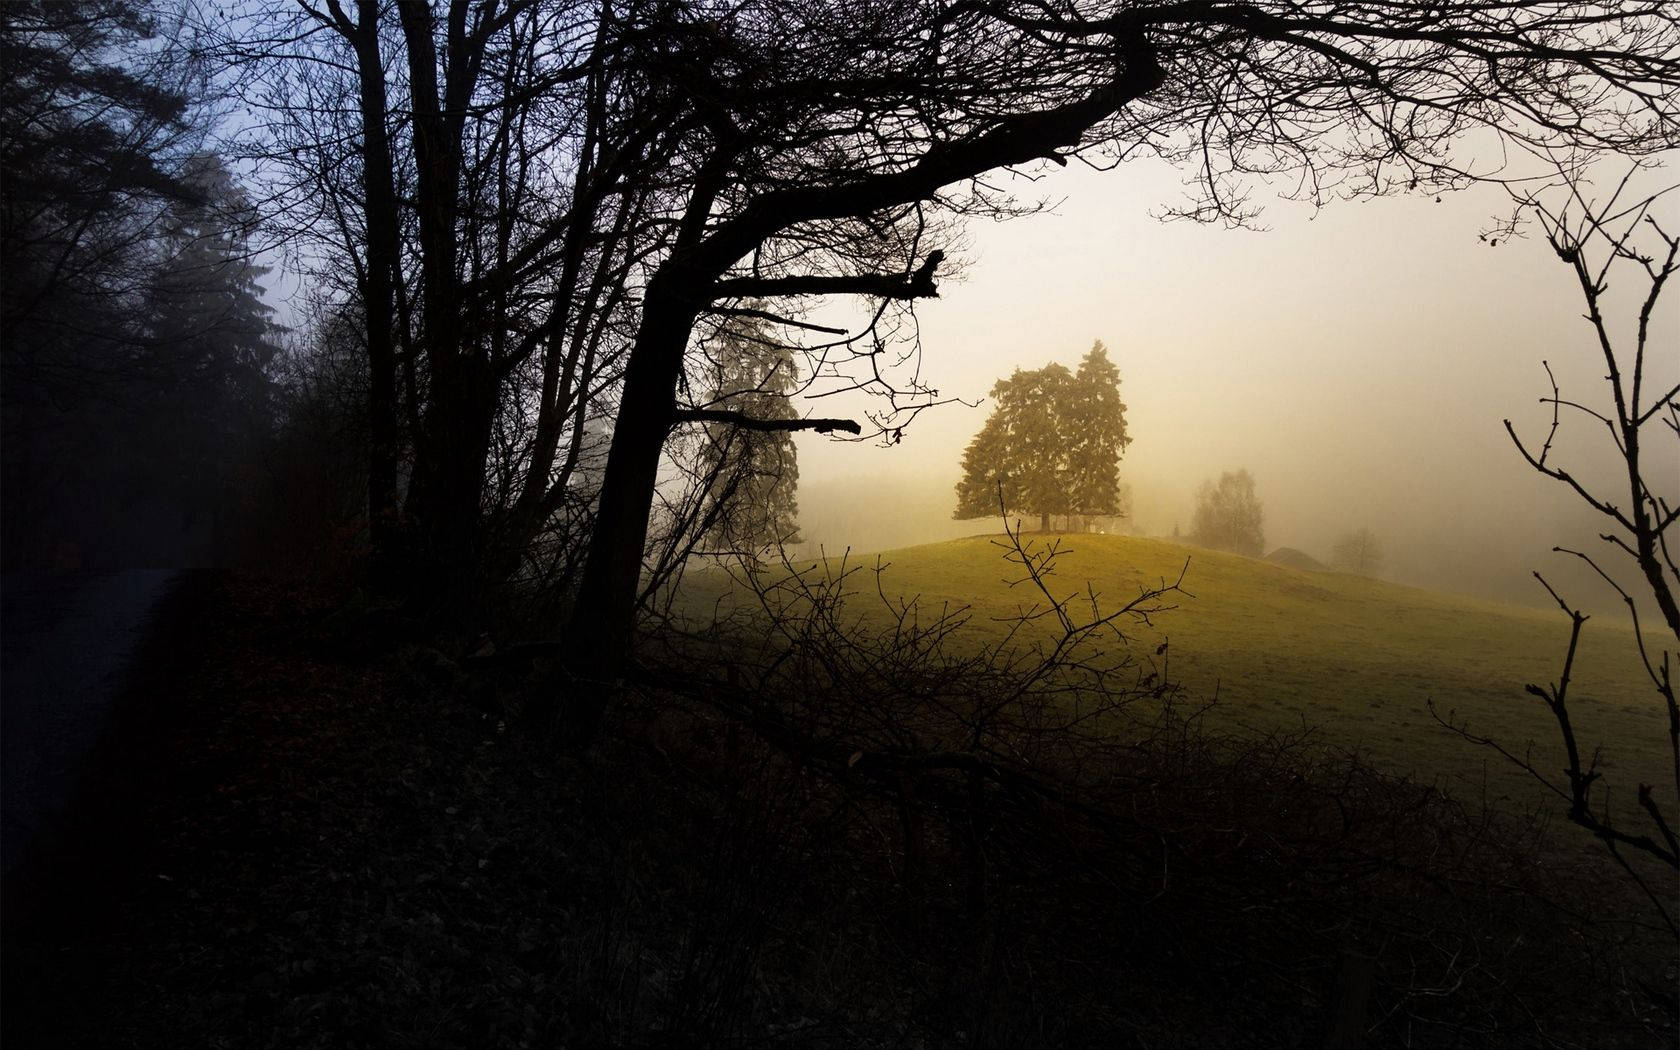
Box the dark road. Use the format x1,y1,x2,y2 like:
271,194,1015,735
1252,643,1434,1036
1,570,186,878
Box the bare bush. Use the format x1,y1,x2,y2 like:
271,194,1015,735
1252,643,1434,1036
1433,162,1679,954
610,505,1666,1045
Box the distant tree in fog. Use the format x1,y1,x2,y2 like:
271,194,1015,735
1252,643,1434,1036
0,0,245,569
692,316,803,553
1191,470,1265,557
1331,528,1385,577
141,153,283,561
954,341,1131,531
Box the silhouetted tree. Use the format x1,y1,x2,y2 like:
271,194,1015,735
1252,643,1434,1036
955,364,1075,532
1069,342,1131,522
954,342,1130,531
1191,470,1265,557
0,0,202,340
217,0,680,608
1331,527,1385,577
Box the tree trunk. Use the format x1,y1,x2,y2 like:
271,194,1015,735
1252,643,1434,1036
560,274,698,739
348,0,403,589
404,357,496,616
1040,511,1050,532
395,0,481,618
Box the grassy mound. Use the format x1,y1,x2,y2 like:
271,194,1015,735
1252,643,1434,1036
684,532,1666,820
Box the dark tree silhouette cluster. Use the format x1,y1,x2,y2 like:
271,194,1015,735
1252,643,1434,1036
2,2,278,570
187,0,1680,729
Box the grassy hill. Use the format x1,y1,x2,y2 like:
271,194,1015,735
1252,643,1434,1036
684,532,1670,820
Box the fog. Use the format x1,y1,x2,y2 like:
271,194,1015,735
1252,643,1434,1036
789,159,1679,612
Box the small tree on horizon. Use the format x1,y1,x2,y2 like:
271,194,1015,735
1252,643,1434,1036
1190,469,1265,556
954,341,1130,531
1331,527,1385,576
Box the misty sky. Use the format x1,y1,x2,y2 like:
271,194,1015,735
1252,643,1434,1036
789,156,1680,610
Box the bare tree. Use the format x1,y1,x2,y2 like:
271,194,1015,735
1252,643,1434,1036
1191,469,1266,557
210,0,693,610
1331,528,1385,577
1433,160,1679,941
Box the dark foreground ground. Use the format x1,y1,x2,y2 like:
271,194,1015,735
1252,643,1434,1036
1,569,189,878
1,576,1673,1048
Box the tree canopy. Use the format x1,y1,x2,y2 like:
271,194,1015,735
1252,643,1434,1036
955,341,1131,530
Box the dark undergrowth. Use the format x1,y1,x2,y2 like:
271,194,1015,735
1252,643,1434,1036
2,575,1673,1048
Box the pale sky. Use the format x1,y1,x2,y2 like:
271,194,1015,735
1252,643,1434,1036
790,156,1680,610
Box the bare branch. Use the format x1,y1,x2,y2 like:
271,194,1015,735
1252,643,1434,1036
712,251,946,302
671,408,861,436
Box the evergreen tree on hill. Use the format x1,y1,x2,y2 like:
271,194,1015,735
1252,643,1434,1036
953,341,1131,531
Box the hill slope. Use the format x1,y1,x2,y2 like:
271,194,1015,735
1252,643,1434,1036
688,532,1667,815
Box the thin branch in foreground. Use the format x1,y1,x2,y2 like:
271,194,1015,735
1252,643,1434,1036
671,409,862,435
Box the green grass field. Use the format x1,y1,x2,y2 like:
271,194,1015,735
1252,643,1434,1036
684,532,1673,822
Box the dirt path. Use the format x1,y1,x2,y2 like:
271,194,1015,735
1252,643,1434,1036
1,570,192,877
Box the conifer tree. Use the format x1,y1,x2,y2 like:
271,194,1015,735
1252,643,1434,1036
1068,341,1131,519
695,318,802,553
140,153,282,561
146,154,281,421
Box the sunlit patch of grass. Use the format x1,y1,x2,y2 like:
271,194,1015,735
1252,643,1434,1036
681,532,1668,823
